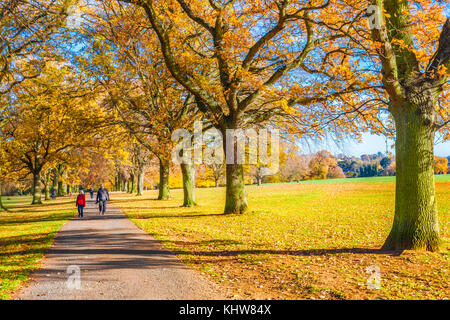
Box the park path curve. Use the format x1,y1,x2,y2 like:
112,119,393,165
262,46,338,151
16,198,225,300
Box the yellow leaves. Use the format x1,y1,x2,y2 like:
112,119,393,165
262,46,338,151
280,99,292,114
437,65,447,78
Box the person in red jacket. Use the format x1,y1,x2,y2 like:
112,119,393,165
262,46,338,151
76,190,86,218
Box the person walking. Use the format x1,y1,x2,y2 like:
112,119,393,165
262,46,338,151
76,190,86,218
51,189,56,200
89,187,94,200
96,184,110,215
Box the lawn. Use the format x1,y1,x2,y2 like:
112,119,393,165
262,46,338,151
0,196,76,299
113,175,450,300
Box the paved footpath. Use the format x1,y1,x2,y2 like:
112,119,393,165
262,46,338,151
17,199,225,300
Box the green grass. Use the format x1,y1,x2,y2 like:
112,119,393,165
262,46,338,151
250,174,450,185
0,196,75,299
114,176,450,300
1,175,448,300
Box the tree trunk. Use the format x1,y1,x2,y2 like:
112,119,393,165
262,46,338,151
224,163,248,214
57,181,65,197
181,163,196,207
222,126,248,214
215,178,219,188
44,184,50,200
43,174,50,201
128,174,136,194
115,176,119,191
0,183,7,212
158,159,170,200
136,168,144,196
383,106,440,251
32,171,42,205
257,176,262,186
51,169,58,196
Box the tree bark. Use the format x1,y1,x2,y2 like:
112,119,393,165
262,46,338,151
0,183,7,212
181,163,196,207
158,159,170,200
57,181,65,197
224,163,248,214
223,129,248,214
43,173,50,201
136,168,144,196
383,105,440,251
131,174,136,194
51,169,58,196
32,171,42,205
44,185,50,200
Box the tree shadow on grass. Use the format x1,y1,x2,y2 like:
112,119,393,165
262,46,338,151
168,246,403,257
110,198,159,204
0,232,57,250
132,212,230,219
8,199,74,210
0,214,73,226
9,207,74,214
125,206,183,210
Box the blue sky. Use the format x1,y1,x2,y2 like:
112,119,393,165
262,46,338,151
349,134,450,157
302,133,450,157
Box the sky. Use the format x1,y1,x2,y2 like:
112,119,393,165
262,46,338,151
301,133,450,158
345,4,450,159
350,134,450,157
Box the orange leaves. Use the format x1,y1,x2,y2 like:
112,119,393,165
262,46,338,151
437,65,447,78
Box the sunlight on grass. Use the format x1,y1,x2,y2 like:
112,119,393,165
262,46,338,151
0,197,75,299
113,177,450,300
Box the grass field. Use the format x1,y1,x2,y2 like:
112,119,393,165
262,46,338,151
113,175,450,300
0,197,75,299
0,176,448,300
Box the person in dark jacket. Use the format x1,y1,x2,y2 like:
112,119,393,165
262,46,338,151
96,184,110,215
76,190,86,218
89,187,94,200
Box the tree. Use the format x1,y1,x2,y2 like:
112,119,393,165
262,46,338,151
0,0,70,97
279,151,309,182
129,141,151,196
40,167,54,200
307,150,340,180
198,163,225,188
380,157,391,169
118,0,364,214
0,138,13,211
85,3,201,203
327,165,345,179
0,0,74,205
434,156,448,174
367,1,449,251
2,62,104,204
308,1,449,251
